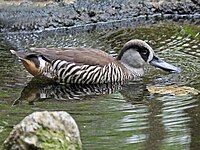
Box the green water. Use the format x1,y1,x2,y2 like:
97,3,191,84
0,20,200,150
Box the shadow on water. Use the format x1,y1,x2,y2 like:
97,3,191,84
0,19,200,149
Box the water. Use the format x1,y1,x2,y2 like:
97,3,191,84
0,20,200,149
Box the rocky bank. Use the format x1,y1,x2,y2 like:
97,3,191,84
0,0,199,33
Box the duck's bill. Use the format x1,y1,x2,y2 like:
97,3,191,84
149,56,181,73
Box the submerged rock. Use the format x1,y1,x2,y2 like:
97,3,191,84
3,111,82,150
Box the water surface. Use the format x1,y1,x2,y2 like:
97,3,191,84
0,20,200,150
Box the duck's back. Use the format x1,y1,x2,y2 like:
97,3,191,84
30,47,117,66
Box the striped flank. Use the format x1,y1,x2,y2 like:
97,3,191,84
41,60,131,84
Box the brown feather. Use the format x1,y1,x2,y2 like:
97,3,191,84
29,47,120,67
11,50,40,76
21,59,40,76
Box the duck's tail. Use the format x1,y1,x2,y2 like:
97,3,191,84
10,50,41,76
10,50,27,60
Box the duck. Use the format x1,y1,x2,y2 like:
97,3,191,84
10,39,180,84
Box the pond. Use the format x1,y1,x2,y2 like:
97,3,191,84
0,19,200,149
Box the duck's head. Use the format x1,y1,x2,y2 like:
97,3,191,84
117,39,181,74
10,50,48,76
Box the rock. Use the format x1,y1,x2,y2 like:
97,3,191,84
0,0,199,32
3,111,82,150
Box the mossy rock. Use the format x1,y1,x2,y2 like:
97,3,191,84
3,111,82,150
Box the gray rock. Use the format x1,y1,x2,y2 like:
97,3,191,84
3,111,82,150
0,0,199,32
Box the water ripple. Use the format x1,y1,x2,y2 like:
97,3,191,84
0,21,200,150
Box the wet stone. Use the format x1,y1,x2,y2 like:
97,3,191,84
3,111,82,150
0,0,199,32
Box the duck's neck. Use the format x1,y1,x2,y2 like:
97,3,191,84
119,61,144,78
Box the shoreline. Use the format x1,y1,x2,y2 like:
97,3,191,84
0,0,199,33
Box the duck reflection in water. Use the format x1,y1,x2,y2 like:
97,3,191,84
12,78,147,105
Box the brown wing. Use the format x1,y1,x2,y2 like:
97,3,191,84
29,47,117,67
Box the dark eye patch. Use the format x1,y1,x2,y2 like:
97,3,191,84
137,47,149,62
141,49,148,55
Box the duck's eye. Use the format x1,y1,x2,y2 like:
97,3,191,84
141,49,148,55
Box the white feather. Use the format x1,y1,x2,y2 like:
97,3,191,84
38,56,46,70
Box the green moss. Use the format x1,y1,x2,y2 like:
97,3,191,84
36,128,81,150
181,25,200,39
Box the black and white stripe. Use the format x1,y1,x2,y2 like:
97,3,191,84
42,60,131,84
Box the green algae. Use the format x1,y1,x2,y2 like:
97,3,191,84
181,25,200,39
36,129,81,150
